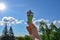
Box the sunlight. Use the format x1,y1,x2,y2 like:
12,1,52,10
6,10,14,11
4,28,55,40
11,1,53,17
0,3,6,11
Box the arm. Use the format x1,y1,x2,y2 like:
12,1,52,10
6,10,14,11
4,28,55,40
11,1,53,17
26,23,42,40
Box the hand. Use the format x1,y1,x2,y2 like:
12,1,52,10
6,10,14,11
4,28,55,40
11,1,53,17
26,23,42,40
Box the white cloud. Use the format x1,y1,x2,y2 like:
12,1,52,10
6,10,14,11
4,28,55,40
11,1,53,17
0,17,60,28
53,20,60,25
33,19,49,24
0,21,4,26
32,18,36,21
33,18,60,29
53,20,57,25
33,19,49,29
53,20,60,27
0,16,25,26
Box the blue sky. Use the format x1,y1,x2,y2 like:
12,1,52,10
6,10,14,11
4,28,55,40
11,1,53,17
0,0,60,36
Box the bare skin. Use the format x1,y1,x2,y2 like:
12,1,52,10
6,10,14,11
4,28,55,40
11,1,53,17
26,22,42,40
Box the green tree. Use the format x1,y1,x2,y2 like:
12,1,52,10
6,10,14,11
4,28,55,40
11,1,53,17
39,21,50,40
39,22,60,40
8,26,15,40
1,23,10,40
24,35,32,40
16,37,25,40
2,23,8,35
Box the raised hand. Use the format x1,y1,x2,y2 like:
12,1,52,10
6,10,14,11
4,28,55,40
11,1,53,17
26,22,42,40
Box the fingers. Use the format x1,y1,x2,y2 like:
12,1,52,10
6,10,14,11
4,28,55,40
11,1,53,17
26,23,38,35
26,23,42,40
26,26,32,35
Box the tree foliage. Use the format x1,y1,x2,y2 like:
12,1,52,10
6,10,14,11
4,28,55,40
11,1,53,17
39,21,60,40
16,35,32,40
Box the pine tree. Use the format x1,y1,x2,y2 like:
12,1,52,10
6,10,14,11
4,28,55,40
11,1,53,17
1,23,9,40
9,26,14,36
8,26,15,40
2,23,8,36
